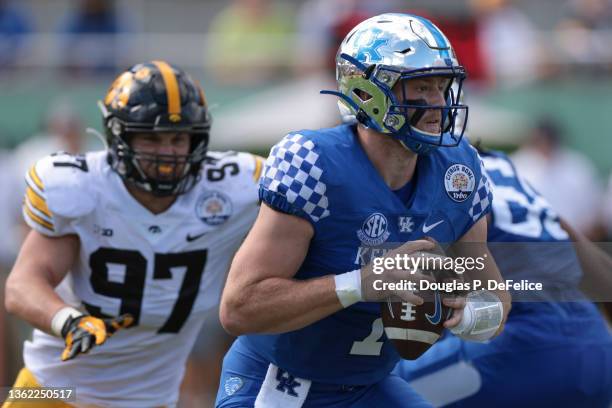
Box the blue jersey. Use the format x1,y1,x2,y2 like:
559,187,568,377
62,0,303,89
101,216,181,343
481,151,583,301
393,150,612,408
239,124,492,385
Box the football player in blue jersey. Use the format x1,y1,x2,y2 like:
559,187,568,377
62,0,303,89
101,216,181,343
215,14,511,408
393,149,612,408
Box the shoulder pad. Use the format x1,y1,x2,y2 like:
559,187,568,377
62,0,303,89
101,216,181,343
198,151,262,206
259,132,330,223
204,151,264,187
23,152,96,235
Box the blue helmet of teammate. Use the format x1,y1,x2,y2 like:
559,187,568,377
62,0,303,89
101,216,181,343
322,13,468,155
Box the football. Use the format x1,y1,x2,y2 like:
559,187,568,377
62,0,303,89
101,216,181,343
380,239,458,360
381,292,452,360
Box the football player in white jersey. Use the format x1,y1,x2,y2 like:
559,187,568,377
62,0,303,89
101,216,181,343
3,61,262,408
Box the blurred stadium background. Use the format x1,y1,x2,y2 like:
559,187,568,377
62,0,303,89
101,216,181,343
0,0,611,406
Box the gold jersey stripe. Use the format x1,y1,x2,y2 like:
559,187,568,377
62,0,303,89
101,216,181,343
26,186,52,218
253,155,264,182
25,175,41,195
24,197,53,224
24,204,54,231
28,165,44,191
25,198,53,226
152,60,181,117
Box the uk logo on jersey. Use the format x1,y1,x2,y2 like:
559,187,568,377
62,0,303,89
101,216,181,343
275,368,301,397
444,164,475,202
398,216,415,233
357,212,390,246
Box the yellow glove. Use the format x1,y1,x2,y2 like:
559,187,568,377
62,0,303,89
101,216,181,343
60,314,134,361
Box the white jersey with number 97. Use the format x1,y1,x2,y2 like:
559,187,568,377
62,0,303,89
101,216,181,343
21,149,262,407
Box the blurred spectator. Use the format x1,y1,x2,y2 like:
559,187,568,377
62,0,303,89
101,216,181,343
469,0,542,87
294,0,361,76
0,148,21,387
9,102,84,243
294,0,400,76
0,149,20,271
0,0,31,69
57,0,129,75
428,14,491,87
206,0,295,85
325,5,376,76
558,0,612,31
511,117,604,238
554,0,612,74
604,174,612,238
13,102,84,176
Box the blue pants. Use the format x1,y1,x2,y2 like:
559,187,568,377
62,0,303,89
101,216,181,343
393,303,612,408
216,339,432,408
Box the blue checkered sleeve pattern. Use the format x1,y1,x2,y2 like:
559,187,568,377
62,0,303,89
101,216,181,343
469,160,493,222
260,133,330,223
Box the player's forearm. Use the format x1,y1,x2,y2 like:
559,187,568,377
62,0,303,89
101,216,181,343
455,218,511,314
575,241,612,300
561,219,612,300
470,264,512,321
451,244,511,324
472,267,511,307
220,274,344,335
5,269,69,335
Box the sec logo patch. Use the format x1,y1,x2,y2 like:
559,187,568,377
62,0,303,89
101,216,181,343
357,212,390,246
444,164,475,202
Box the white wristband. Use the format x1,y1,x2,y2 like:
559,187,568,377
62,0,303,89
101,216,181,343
50,307,84,337
334,269,362,308
451,290,503,342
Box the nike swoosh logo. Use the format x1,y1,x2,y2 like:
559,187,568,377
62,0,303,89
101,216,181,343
422,220,444,233
186,232,208,242
425,291,442,325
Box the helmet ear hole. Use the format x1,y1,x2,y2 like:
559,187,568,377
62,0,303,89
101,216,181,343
353,88,372,102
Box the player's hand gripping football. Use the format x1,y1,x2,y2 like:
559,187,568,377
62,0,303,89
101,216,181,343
60,314,134,361
360,238,453,305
